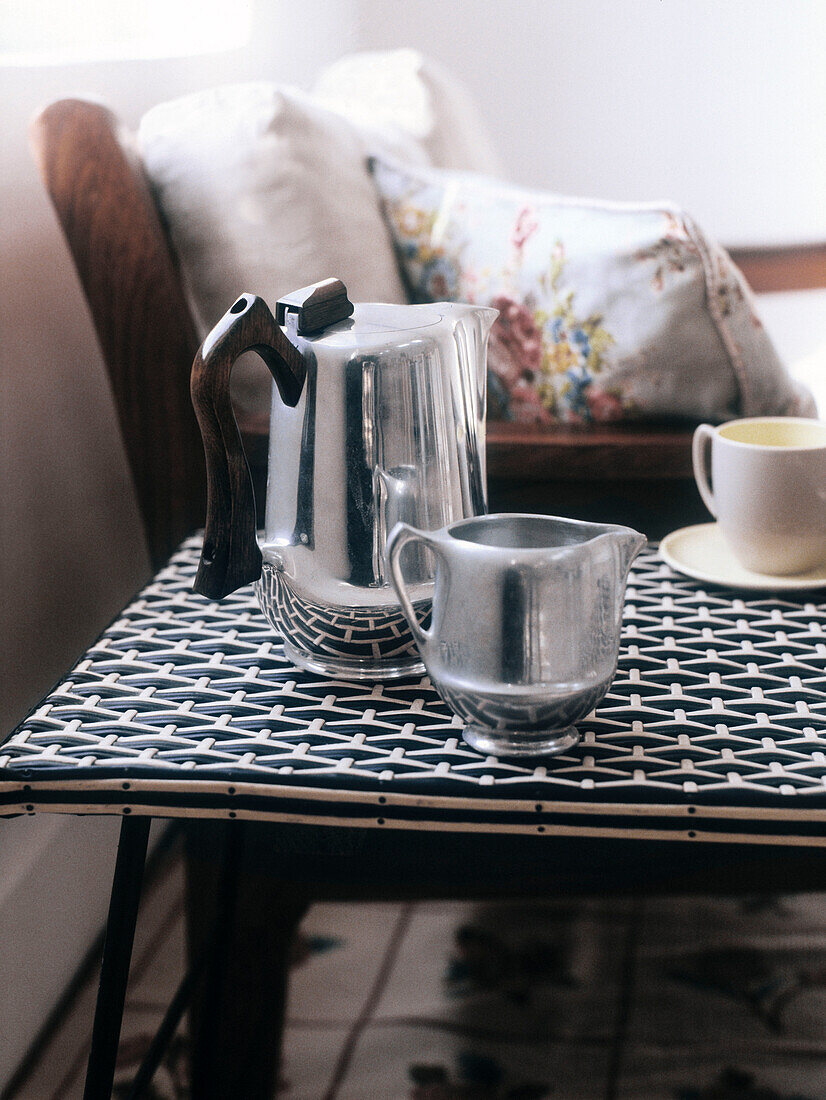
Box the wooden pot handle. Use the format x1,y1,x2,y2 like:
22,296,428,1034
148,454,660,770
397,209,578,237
190,293,306,599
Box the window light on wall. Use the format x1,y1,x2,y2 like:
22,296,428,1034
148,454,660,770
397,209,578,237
0,0,253,65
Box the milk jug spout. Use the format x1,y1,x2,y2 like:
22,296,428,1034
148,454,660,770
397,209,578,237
614,528,647,578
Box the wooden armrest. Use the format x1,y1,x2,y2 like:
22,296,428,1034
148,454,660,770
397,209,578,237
30,98,204,568
486,421,696,482
243,421,697,488
727,242,826,293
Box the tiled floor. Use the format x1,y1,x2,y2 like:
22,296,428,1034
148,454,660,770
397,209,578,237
12,839,826,1099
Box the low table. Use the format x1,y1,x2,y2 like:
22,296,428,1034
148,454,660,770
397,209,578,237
4,535,826,1098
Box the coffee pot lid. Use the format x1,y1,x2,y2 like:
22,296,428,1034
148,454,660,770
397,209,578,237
276,278,443,348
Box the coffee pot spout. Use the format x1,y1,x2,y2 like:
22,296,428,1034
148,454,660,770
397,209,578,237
439,303,498,512
448,303,498,362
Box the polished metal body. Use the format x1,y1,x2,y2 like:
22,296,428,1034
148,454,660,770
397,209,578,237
387,514,646,756
255,303,496,679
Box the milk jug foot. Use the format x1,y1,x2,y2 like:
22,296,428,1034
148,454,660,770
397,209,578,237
462,725,581,758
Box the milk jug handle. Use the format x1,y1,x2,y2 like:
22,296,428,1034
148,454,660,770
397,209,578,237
190,293,306,600
386,524,440,648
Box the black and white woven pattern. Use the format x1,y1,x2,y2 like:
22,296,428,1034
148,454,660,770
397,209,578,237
3,535,826,839
258,561,424,663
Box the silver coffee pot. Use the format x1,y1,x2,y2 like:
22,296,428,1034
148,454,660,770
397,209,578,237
190,278,496,680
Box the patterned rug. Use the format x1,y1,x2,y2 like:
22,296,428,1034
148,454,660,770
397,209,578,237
14,839,826,1099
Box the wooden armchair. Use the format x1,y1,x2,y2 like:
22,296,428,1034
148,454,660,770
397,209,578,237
33,98,826,569
29,97,826,1095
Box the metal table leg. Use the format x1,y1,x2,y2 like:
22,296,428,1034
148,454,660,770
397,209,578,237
125,825,240,1099
83,814,151,1100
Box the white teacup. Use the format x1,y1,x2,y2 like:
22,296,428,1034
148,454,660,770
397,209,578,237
692,417,826,575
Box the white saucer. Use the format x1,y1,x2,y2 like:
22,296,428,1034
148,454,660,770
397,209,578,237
659,523,826,592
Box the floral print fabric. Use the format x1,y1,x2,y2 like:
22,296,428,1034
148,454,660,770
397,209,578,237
370,158,815,425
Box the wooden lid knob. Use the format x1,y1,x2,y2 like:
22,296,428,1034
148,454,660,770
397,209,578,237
275,278,354,335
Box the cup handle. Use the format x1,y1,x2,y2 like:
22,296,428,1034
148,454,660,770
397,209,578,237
385,523,438,648
692,423,717,518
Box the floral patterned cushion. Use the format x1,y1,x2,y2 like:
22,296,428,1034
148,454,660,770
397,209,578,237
370,158,815,424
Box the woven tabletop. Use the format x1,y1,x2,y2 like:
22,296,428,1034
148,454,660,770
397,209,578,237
3,535,826,844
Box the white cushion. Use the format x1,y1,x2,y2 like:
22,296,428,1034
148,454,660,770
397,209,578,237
313,49,500,175
138,83,408,425
370,157,815,425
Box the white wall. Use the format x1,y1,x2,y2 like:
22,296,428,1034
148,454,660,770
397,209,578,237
1,0,359,738
0,3,357,1086
354,0,826,245
353,0,826,383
